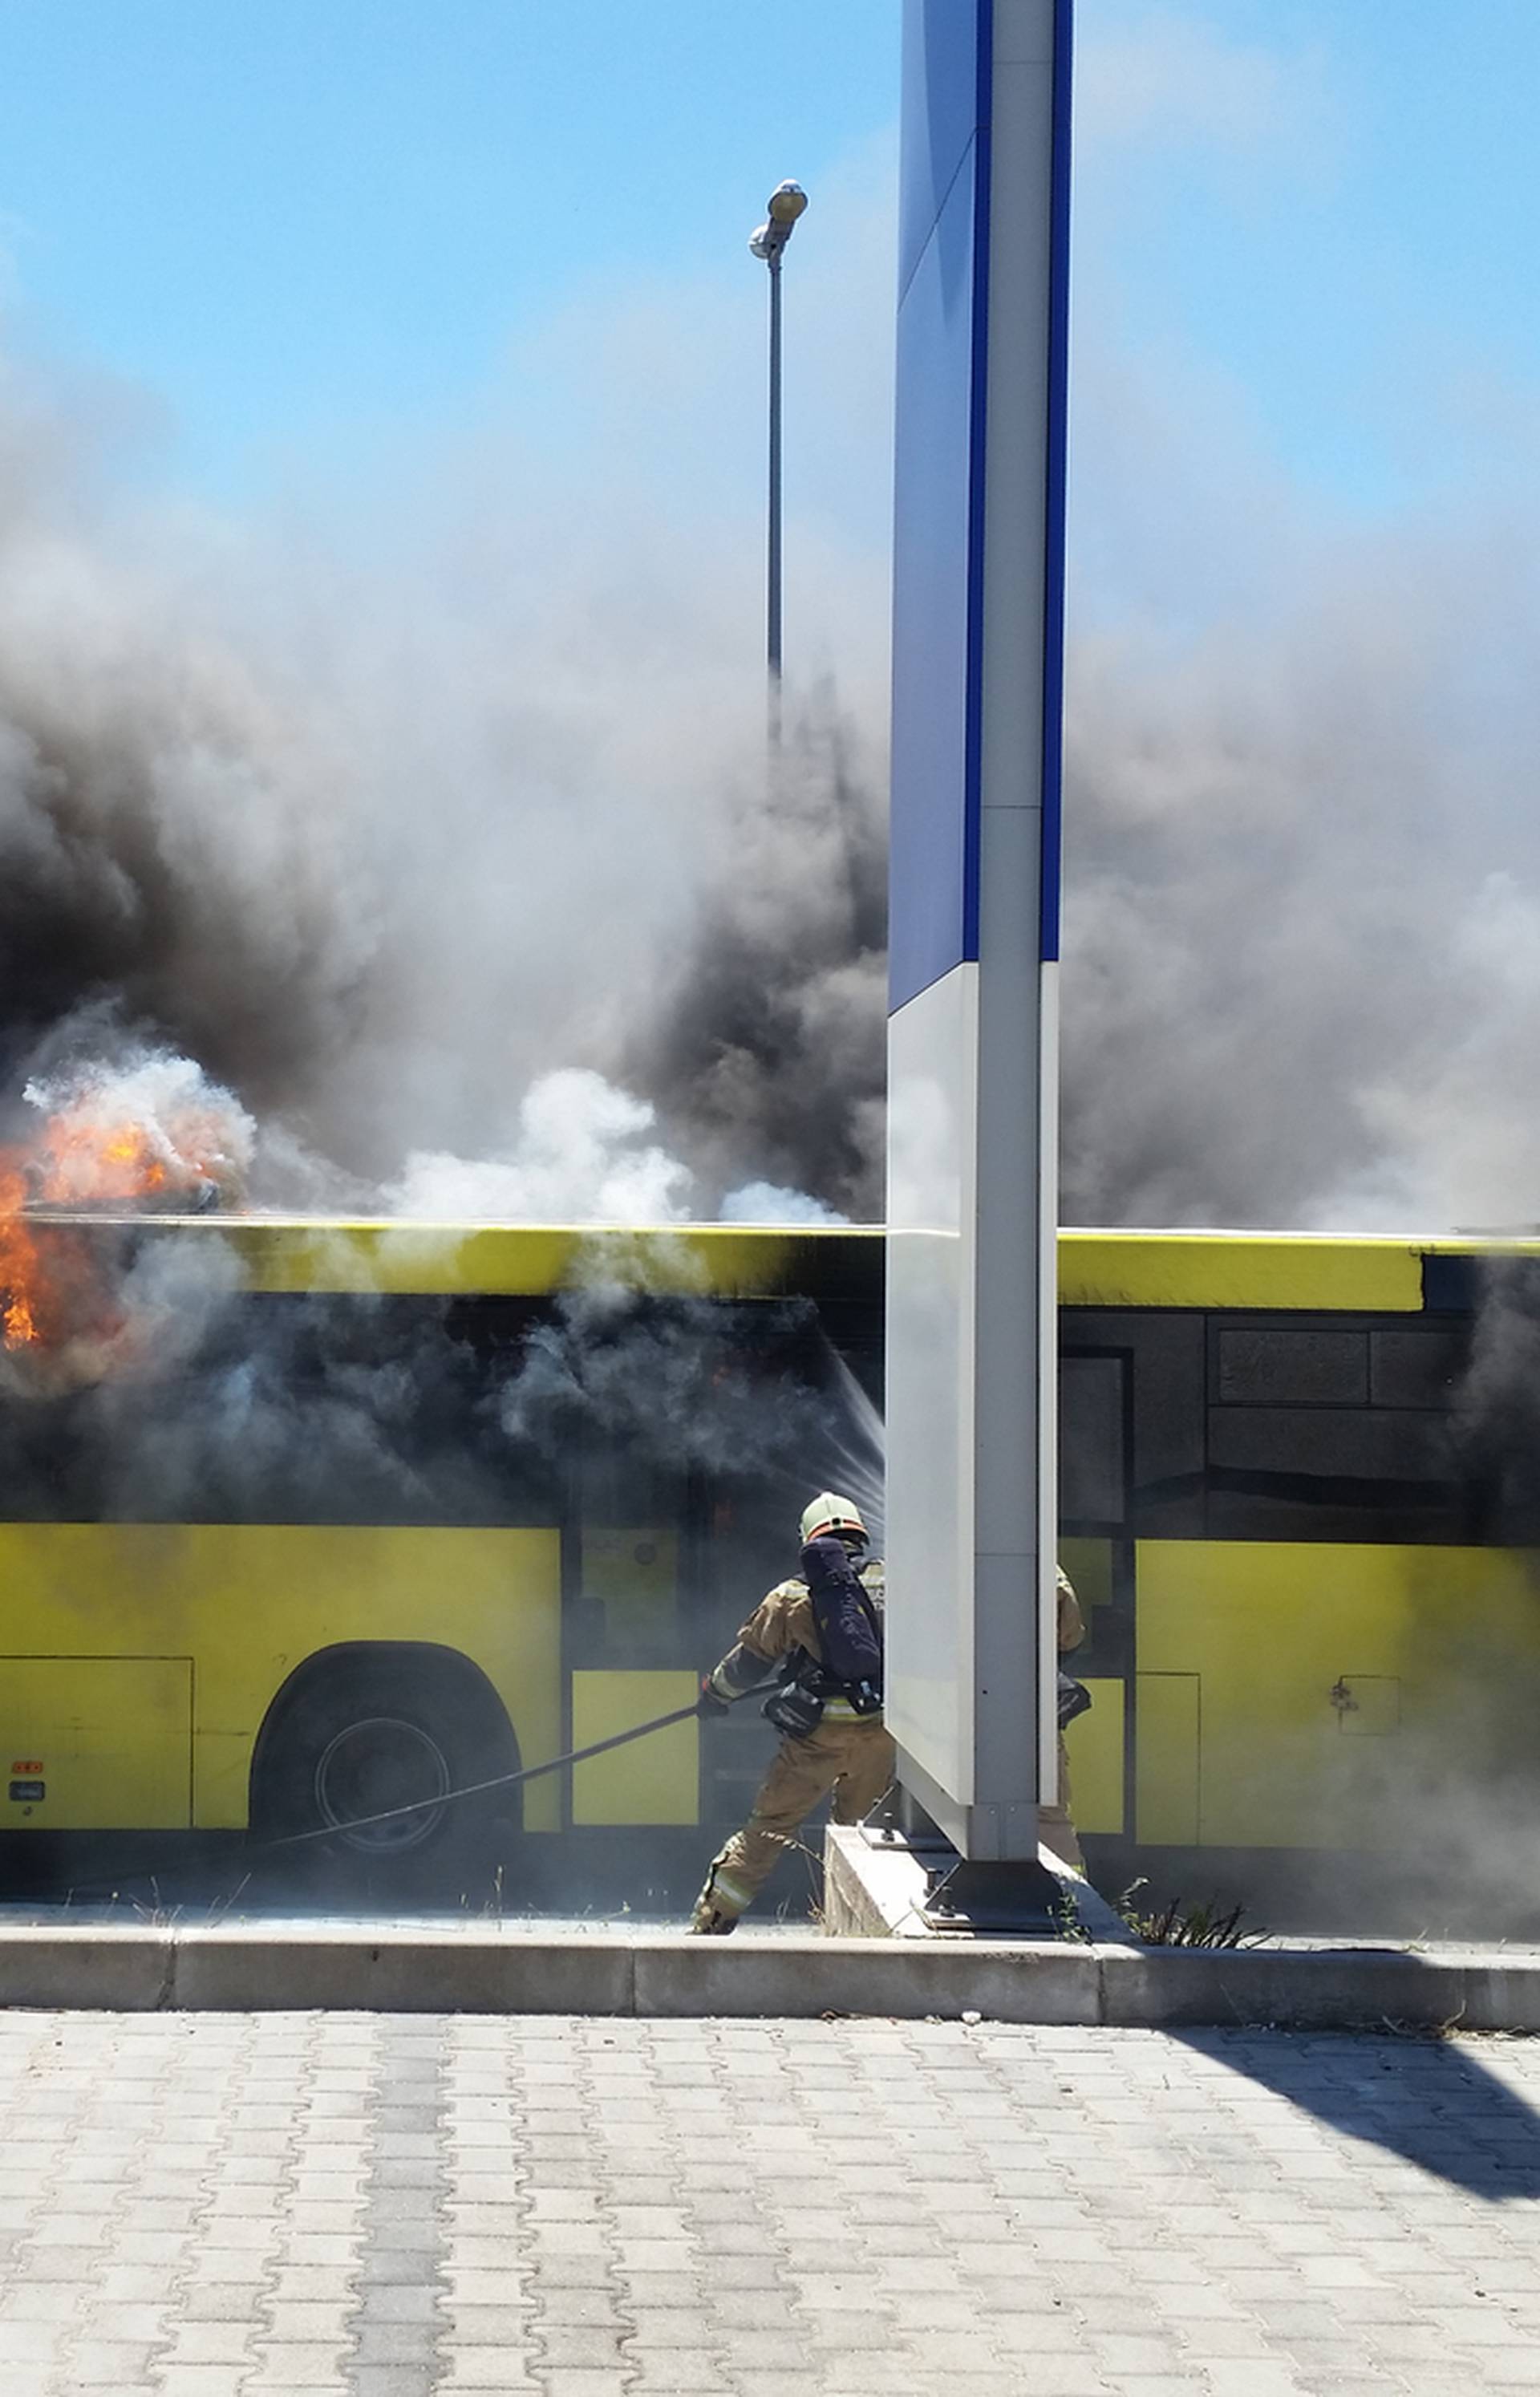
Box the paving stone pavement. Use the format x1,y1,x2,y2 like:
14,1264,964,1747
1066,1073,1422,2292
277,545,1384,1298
0,2011,1537,2395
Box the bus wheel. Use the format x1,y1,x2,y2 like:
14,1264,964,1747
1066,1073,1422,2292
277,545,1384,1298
250,1651,521,1898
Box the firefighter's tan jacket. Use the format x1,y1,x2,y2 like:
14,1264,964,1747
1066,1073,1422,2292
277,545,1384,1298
1057,1566,1084,1654
712,1559,885,1722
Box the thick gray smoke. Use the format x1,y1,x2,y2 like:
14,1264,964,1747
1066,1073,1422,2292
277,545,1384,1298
1454,1259,1540,1543
0,549,367,1161
1056,8,1540,1236
4,57,1540,1241
0,347,888,1222
621,698,886,1223
13,402,1539,1239
496,1268,885,1538
1058,562,1540,1233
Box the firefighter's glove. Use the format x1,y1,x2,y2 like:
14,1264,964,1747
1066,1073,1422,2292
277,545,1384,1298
1056,1671,1092,1729
697,1673,732,1718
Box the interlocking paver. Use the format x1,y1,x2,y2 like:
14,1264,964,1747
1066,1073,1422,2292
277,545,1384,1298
0,2009,1536,2393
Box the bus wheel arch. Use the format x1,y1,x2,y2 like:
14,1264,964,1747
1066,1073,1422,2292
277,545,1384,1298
248,1641,522,1871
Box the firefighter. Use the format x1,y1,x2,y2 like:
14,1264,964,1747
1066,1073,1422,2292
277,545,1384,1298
690,1491,894,1935
1042,1564,1088,1872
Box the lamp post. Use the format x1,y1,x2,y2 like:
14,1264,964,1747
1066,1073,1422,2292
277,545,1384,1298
749,180,807,743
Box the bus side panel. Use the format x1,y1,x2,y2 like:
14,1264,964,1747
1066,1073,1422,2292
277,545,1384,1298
1061,1679,1125,1834
569,1672,699,1825
1136,1540,1540,1850
0,1525,563,1834
0,1657,192,1831
1134,1673,1200,1845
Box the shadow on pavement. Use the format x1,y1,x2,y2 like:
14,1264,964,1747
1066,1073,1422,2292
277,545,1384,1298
1176,2025,1540,2199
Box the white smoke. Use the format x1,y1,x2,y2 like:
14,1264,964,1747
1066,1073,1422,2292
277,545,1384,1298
390,1069,849,1227
718,1182,847,1227
22,1044,255,1206
389,1070,691,1224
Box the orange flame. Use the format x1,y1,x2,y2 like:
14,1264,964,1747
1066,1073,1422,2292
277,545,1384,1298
0,1102,227,1356
0,1158,111,1358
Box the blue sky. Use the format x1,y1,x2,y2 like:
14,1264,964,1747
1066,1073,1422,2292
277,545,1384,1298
0,0,896,490
1081,0,1540,518
0,3,1538,567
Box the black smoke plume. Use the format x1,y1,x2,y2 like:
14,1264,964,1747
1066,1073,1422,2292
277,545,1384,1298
622,694,886,1223
0,595,368,1152
0,379,889,1219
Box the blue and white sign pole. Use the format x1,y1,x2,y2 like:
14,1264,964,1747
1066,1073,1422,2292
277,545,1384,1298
884,0,1072,1861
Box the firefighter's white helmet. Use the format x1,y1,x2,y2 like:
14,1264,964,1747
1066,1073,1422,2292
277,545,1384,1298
800,1491,868,1547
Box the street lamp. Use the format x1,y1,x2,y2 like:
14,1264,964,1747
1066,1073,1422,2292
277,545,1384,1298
748,179,807,740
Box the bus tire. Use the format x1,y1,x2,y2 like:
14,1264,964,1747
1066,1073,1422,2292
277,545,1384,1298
249,1646,521,1897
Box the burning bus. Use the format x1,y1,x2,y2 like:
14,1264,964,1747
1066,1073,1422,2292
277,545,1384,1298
0,1100,886,1896
0,1077,1538,1924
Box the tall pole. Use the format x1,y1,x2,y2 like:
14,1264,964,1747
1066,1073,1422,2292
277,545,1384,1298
885,0,1072,1869
767,246,783,742
748,181,806,756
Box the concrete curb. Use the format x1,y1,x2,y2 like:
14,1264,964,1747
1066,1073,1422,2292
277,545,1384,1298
0,1923,1530,2027
816,1819,1540,2030
821,1820,1141,1949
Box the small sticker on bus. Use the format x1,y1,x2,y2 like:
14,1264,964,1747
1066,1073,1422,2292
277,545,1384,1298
9,1781,44,1803
10,1762,42,1776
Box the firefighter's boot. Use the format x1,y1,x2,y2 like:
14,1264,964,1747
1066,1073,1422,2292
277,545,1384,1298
689,1860,749,1934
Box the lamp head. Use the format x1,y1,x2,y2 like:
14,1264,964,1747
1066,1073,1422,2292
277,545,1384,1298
749,182,808,266
767,180,808,227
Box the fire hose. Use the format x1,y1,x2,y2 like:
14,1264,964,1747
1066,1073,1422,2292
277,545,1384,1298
263,1695,718,1853
267,1674,1089,1854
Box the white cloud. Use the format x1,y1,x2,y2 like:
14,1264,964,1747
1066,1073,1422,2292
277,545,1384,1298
1077,6,1336,166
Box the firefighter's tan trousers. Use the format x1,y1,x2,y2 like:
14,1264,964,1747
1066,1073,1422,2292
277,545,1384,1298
693,1717,896,1927
1040,1735,1084,1873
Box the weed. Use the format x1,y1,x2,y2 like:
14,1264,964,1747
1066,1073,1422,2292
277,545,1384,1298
1117,1877,1268,1949
1050,1889,1092,1944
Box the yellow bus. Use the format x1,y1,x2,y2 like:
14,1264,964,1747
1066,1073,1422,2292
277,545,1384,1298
0,1213,1534,1920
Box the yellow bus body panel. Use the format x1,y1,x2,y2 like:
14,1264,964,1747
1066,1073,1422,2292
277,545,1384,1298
0,1657,193,1829
1062,1678,1124,1835
569,1672,699,1826
1059,1229,1540,1312
1134,1673,1202,1845
91,1215,1538,1308
109,1218,881,1300
1136,1540,1540,1849
0,1524,563,1834
1060,1233,1426,1313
